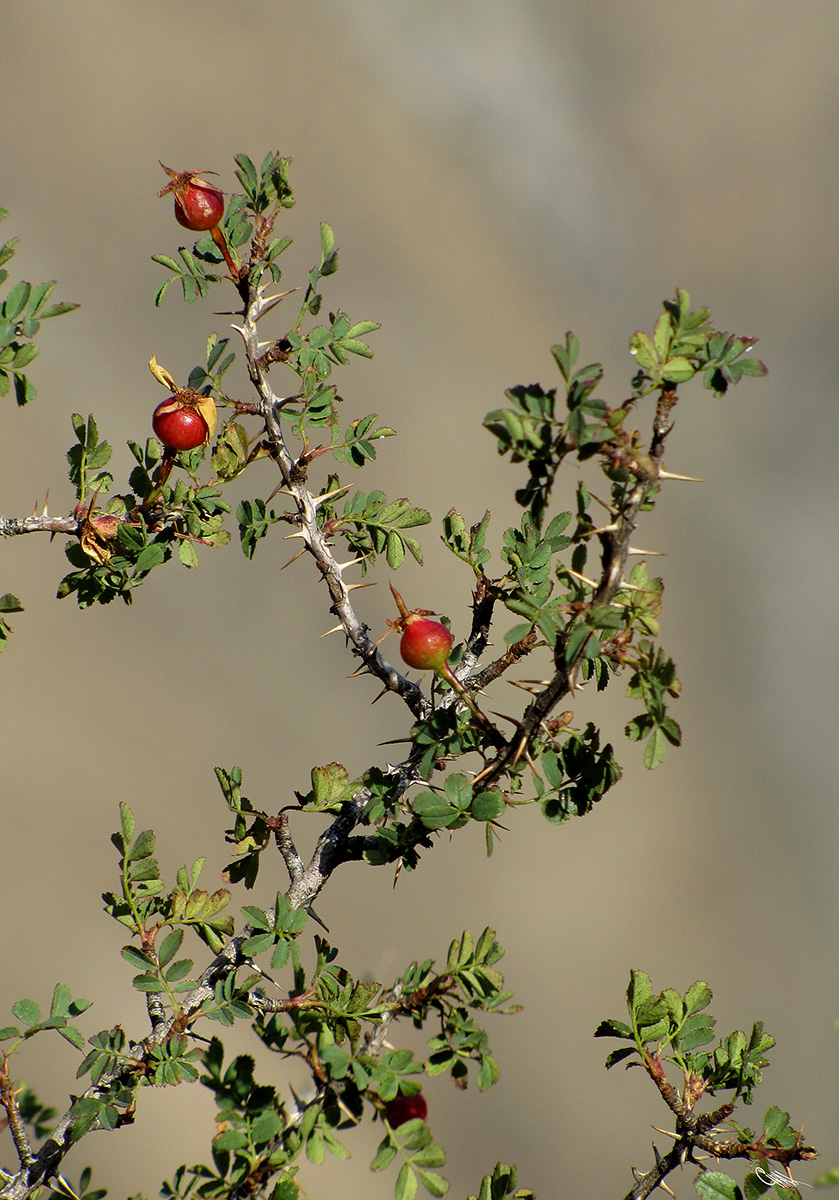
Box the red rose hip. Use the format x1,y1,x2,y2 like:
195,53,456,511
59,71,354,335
384,1091,427,1128
152,398,209,452
399,615,452,672
158,164,224,232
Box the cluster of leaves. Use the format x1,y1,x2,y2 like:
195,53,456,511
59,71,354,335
595,971,814,1198
596,969,773,1103
35,155,431,611
20,799,508,1200
0,208,78,404
57,408,232,605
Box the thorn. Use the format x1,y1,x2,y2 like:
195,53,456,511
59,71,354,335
658,468,706,482
254,288,298,320
660,1183,676,1198
333,551,373,575
590,490,617,514
564,566,600,589
508,734,529,768
652,1126,679,1140
371,686,389,705
627,547,666,556
523,749,540,777
347,663,372,678
266,484,294,503
488,710,521,728
345,581,376,593
310,483,352,510
508,678,552,693
585,523,619,537
307,904,329,932
320,624,345,638
377,736,414,746
42,490,50,517
230,323,248,345
280,546,308,570
282,530,308,541
392,859,403,889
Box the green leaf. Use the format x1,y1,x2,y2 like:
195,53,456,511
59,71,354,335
395,1162,418,1200
12,998,41,1027
661,356,695,383
4,281,31,320
643,725,668,769
693,1172,741,1200
471,791,505,822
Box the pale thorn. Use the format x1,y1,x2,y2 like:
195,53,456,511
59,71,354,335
320,624,345,638
651,1126,679,1141
333,552,373,574
282,529,309,541
254,288,298,320
310,483,351,509
280,546,307,571
344,580,376,592
507,678,551,694
274,392,303,410
229,323,248,346
627,546,667,556
564,566,601,588
657,468,706,482
508,733,529,768
584,522,619,537
523,749,541,777
590,490,617,514
42,490,50,517
614,579,650,592
265,483,294,502
660,1182,677,1199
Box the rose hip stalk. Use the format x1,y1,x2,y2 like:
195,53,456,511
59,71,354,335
388,583,491,728
157,162,239,280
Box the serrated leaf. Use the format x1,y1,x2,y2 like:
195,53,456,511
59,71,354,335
12,998,41,1027
693,1171,741,1200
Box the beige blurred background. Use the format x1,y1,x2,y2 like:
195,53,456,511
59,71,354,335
2,2,838,1197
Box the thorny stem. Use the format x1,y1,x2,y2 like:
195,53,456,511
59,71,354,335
622,1052,817,1200
0,1066,34,1169
472,386,680,790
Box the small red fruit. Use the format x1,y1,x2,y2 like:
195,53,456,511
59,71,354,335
152,398,209,452
399,614,453,672
157,163,224,232
384,1091,427,1128
387,583,493,729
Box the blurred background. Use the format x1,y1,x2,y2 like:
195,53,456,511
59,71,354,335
2,2,838,1196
